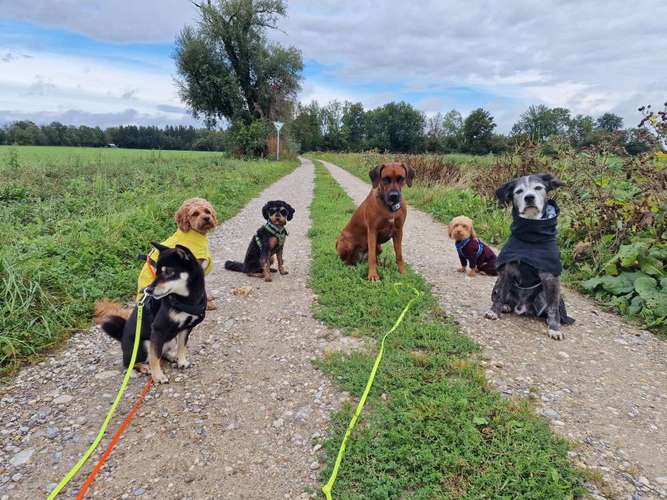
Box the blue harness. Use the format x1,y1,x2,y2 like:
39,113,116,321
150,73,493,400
455,238,484,259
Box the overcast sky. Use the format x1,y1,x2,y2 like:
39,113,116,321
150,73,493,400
0,0,664,132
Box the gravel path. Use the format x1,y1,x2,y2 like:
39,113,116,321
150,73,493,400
0,158,348,499
320,159,667,500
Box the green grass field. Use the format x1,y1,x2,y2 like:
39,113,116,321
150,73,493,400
0,145,297,375
309,160,584,498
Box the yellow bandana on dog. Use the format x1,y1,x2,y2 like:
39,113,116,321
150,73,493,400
136,229,212,299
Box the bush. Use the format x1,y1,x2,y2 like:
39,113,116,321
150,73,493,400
224,120,270,158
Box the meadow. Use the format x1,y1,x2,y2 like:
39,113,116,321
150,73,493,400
312,148,667,334
0,146,297,375
309,160,584,498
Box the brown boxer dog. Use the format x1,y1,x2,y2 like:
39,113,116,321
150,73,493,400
336,162,415,281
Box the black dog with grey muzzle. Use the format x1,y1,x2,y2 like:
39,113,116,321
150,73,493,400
485,173,574,340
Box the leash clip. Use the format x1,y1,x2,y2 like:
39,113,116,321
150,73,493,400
137,288,152,306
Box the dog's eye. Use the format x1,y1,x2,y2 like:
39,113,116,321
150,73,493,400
514,189,523,195
535,185,543,191
279,208,288,216
192,211,199,216
382,177,391,185
397,176,405,183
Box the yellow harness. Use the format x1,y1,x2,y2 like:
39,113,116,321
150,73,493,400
136,229,212,299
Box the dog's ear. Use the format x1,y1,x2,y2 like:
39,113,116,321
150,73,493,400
369,164,384,188
208,203,218,226
470,222,477,239
175,203,191,232
495,179,517,205
537,173,563,192
151,241,170,253
447,223,453,239
402,163,416,187
284,202,295,221
261,202,272,221
175,244,194,261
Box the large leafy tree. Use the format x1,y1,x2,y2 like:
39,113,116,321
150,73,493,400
341,102,365,152
463,108,496,154
595,112,623,132
365,102,425,153
511,104,571,142
174,0,303,127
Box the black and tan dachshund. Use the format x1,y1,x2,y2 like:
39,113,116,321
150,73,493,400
224,200,295,281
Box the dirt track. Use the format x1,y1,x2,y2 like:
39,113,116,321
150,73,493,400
320,158,667,500
0,158,348,499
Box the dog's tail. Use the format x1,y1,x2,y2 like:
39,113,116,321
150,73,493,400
94,300,130,341
224,260,245,272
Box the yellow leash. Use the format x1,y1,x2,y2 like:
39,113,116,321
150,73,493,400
48,291,149,499
322,283,423,500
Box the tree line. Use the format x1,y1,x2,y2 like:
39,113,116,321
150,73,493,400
0,121,226,151
286,100,650,155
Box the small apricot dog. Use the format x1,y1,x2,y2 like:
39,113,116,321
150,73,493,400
448,215,497,276
137,197,218,308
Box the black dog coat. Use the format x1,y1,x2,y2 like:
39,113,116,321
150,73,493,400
497,200,562,276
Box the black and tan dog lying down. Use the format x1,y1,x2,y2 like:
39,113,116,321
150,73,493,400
224,200,295,281
96,243,207,384
486,174,575,340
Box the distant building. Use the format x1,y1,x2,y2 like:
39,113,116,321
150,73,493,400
106,143,118,148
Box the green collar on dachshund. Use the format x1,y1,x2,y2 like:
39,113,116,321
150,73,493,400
256,221,288,248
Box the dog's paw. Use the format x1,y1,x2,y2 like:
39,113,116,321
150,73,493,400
548,328,564,341
279,268,289,275
135,362,151,374
485,310,499,320
177,359,192,369
467,269,477,277
264,275,273,282
457,267,466,273
501,304,512,313
397,262,406,274
368,271,380,281
153,372,169,384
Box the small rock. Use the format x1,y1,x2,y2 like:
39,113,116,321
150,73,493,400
47,426,59,439
224,466,233,473
95,370,119,380
53,395,73,405
133,487,145,496
655,476,667,485
9,448,34,467
541,408,561,420
309,461,320,470
11,473,22,482
272,418,284,429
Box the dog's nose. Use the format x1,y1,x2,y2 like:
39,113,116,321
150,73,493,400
524,194,536,204
389,192,400,202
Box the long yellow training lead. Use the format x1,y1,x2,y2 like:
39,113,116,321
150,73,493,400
322,283,423,500
48,292,149,499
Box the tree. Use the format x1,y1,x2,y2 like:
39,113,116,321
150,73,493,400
321,101,345,151
463,108,496,154
6,121,47,145
174,0,303,127
341,102,365,152
442,109,463,152
0,127,5,145
288,101,323,152
568,114,595,147
511,105,571,142
595,112,623,132
365,102,425,152
424,112,445,152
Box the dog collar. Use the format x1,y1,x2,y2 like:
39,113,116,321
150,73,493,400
259,222,288,247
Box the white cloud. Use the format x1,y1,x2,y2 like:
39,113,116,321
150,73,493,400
1,0,665,129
